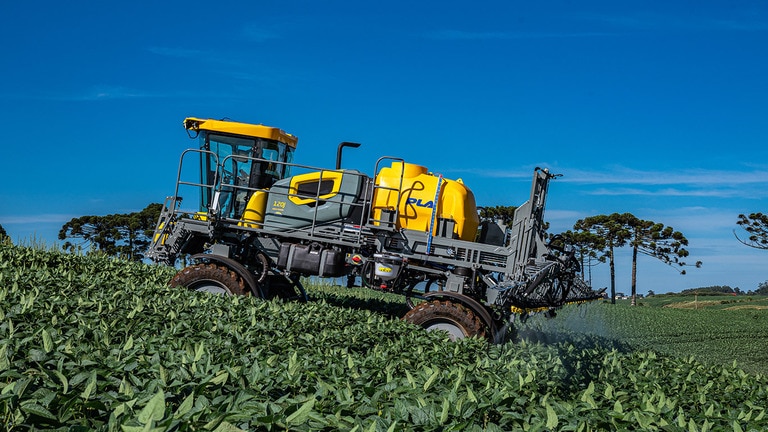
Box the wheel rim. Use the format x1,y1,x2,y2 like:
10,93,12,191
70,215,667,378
424,320,468,341
188,279,231,295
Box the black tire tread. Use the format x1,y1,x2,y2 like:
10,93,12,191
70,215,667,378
402,299,486,339
169,263,248,296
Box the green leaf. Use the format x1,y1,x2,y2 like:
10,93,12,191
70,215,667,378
634,411,653,429
213,421,247,432
604,383,614,399
687,418,696,431
466,385,477,403
286,397,316,425
81,371,97,401
405,370,416,388
42,328,53,353
123,335,134,351
424,369,440,391
613,400,623,414
452,368,465,393
210,370,229,386
194,341,205,362
174,393,194,419
113,401,128,418
121,426,165,432
440,398,450,424
347,354,355,369
21,402,57,420
0,343,8,371
545,403,558,429
580,381,596,408
138,389,166,424
732,420,744,432
53,369,69,394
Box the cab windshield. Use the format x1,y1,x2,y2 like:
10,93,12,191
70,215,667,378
200,132,293,218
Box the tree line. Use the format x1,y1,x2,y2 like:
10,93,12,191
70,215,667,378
566,213,702,305
678,285,768,296
56,203,163,261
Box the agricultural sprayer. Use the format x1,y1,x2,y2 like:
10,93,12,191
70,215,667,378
147,117,603,341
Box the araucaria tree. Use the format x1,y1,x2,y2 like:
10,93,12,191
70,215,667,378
573,214,632,304
556,230,606,286
574,213,701,305
58,203,162,261
625,215,701,305
735,212,768,250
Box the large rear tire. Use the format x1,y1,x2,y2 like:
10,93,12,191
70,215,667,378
402,300,486,340
170,263,248,296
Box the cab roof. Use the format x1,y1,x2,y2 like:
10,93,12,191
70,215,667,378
184,117,298,148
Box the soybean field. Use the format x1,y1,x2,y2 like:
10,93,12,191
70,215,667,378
1,243,767,431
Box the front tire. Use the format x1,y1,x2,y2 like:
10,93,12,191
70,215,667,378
402,300,486,340
170,263,248,295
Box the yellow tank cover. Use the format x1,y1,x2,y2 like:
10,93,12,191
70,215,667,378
183,117,298,148
239,190,268,228
373,161,479,241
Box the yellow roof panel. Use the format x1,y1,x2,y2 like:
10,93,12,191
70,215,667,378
184,117,298,148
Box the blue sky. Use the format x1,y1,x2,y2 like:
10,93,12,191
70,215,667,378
1,1,766,294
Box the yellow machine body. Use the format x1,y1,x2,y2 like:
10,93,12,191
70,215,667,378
239,190,269,228
372,161,480,241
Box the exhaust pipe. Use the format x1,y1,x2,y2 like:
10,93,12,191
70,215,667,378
336,141,361,169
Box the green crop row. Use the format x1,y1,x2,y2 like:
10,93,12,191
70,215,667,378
1,243,767,431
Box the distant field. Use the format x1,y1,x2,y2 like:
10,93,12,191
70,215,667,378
522,295,768,375
637,293,768,310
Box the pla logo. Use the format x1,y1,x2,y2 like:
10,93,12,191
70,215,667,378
406,198,434,208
